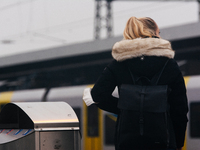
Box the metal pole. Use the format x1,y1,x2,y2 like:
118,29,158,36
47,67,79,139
94,0,113,39
198,0,200,21
106,0,113,38
94,1,101,39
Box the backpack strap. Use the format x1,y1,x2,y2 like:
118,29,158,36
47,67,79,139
128,67,136,85
127,59,169,85
128,67,151,85
150,59,169,85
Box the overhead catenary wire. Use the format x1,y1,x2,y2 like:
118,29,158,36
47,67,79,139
32,32,67,44
0,16,94,41
0,1,197,44
113,1,190,18
0,0,37,12
31,1,194,33
1,1,185,39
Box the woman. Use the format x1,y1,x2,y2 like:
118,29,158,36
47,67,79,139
83,17,188,150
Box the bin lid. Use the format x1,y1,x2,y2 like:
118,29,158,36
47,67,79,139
0,102,79,130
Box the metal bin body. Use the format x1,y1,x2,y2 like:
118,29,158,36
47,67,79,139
0,102,81,150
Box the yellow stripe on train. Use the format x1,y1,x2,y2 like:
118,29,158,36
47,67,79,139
183,76,190,150
0,91,13,111
83,85,103,150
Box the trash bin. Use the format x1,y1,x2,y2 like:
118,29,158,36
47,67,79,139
0,102,81,150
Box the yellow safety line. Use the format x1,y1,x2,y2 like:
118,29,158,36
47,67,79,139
182,76,190,150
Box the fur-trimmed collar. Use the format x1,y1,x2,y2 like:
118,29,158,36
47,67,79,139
112,38,175,61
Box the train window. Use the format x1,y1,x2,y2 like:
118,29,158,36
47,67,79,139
190,102,200,138
104,114,116,145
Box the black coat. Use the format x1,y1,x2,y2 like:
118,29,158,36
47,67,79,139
91,38,188,149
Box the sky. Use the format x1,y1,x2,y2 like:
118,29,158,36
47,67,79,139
0,0,198,57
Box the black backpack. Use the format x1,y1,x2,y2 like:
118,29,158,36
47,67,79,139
116,60,170,150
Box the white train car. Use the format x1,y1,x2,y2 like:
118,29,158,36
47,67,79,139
0,75,199,150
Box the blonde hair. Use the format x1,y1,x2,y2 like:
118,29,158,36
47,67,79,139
123,16,158,40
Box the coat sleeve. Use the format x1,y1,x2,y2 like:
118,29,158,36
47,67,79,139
168,70,188,148
91,65,120,114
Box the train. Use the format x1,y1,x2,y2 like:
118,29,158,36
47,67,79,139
0,75,200,150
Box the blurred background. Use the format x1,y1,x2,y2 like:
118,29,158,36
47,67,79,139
0,0,199,91
0,0,198,56
0,1,200,150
